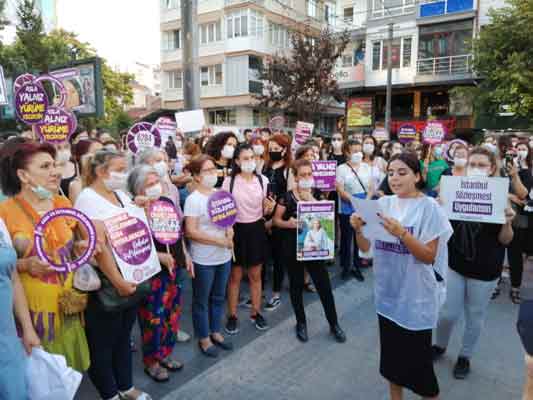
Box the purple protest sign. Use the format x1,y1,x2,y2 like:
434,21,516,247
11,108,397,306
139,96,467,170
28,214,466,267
148,200,182,245
398,124,418,143
35,74,67,108
444,139,468,162
207,190,237,228
15,82,49,124
295,121,314,145
34,208,97,273
35,106,77,143
127,122,162,154
103,213,152,266
372,128,389,142
312,161,337,192
13,73,36,93
155,117,177,134
423,121,447,145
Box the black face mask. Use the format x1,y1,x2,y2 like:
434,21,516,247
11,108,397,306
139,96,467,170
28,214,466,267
269,151,283,162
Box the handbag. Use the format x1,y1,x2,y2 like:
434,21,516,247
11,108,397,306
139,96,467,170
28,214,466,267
517,300,533,356
95,269,151,312
340,164,368,214
73,263,101,292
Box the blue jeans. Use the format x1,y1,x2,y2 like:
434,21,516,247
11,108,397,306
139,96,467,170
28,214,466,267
192,261,232,339
339,213,361,273
435,268,498,358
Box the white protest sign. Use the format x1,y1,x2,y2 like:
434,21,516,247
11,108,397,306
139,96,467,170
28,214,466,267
440,176,509,224
175,109,205,133
0,66,7,105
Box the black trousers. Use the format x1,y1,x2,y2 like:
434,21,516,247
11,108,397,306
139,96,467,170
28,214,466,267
339,213,361,273
271,228,286,293
508,227,528,288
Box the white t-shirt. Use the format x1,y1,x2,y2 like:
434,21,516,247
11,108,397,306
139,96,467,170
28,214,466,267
373,195,453,331
336,162,372,196
74,188,134,221
183,190,232,266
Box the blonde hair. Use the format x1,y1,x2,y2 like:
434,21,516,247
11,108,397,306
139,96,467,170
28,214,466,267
82,150,125,187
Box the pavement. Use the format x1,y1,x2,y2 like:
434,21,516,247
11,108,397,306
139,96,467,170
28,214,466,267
76,259,530,400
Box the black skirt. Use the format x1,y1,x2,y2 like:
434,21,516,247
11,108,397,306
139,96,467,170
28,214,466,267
378,315,439,398
233,219,268,268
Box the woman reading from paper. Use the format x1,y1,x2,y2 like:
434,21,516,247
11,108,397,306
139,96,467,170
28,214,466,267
350,151,453,400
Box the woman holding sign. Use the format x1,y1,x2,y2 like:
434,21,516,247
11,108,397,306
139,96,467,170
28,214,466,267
434,147,516,380
350,152,453,400
0,142,91,372
75,150,153,400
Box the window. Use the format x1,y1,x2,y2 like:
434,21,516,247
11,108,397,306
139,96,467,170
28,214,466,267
372,41,381,70
253,110,268,126
227,10,263,39
198,21,223,45
209,110,236,125
344,7,353,23
342,54,353,67
269,22,290,47
402,37,412,67
216,20,222,40
372,37,412,70
167,70,182,89
418,20,473,59
200,65,223,86
307,0,317,18
162,0,178,9
383,38,402,68
372,0,414,18
250,10,263,37
162,29,180,51
200,24,208,44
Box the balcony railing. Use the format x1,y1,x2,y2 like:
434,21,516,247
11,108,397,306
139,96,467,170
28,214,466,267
416,54,472,76
371,3,415,19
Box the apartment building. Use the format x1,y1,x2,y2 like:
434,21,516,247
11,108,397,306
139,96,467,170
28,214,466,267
336,0,507,136
159,0,343,133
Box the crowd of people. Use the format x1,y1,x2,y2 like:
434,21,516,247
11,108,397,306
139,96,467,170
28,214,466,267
1,125,533,400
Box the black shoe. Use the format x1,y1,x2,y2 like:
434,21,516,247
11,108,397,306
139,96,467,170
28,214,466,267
341,270,351,281
330,324,347,343
432,345,446,361
251,313,269,331
225,315,239,335
198,342,219,358
351,268,364,282
453,356,470,379
296,323,308,342
210,335,234,351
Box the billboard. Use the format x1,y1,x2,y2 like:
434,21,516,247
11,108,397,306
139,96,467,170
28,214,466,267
346,97,373,127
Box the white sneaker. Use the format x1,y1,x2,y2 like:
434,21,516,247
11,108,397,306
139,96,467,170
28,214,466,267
177,329,191,343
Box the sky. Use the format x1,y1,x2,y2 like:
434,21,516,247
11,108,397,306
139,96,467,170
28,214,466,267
57,0,160,70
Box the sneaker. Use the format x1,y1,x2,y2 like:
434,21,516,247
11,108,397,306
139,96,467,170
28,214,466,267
251,313,269,331
453,356,470,379
431,345,446,361
265,296,281,311
225,315,239,335
176,330,191,343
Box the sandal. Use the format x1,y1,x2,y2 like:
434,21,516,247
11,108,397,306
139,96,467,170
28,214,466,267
491,279,502,300
304,282,316,293
143,364,169,383
119,388,153,400
160,357,184,372
510,288,522,305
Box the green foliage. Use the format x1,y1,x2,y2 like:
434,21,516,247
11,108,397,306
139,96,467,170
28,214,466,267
0,0,9,33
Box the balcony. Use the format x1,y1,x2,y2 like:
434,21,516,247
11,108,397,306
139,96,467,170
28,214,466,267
415,54,474,83
419,0,474,18
371,2,415,20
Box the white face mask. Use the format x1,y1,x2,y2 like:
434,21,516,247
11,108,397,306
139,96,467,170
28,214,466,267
332,140,343,150
363,143,374,155
201,174,218,188
56,149,71,163
221,145,235,159
454,158,467,168
104,171,128,191
351,152,363,164
298,178,315,190
153,161,168,178
518,150,528,160
467,167,489,177
145,183,163,198
240,160,257,174
253,145,265,156
483,143,497,154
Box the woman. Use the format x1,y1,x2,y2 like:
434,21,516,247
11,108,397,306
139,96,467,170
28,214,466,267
55,140,78,202
250,136,267,174
0,142,91,372
184,155,234,358
421,143,449,194
75,150,152,400
0,217,41,400
350,152,453,400
273,159,345,343
70,139,103,203
205,131,238,188
336,140,372,282
223,144,275,334
127,165,193,381
362,135,386,173
436,144,469,193
303,219,332,253
263,133,292,311
434,147,515,380
328,133,346,165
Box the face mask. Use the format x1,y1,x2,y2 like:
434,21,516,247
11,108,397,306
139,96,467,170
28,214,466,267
145,183,163,198
391,148,402,156
351,152,363,164
467,168,489,177
298,179,315,190
240,161,257,174
153,161,168,177
104,171,128,191
454,158,467,168
483,143,497,154
201,174,218,188
56,149,71,163
269,151,283,162
363,143,374,155
104,145,117,152
434,147,443,157
253,145,265,156
332,140,343,150
32,185,53,200
518,150,528,160
221,145,235,159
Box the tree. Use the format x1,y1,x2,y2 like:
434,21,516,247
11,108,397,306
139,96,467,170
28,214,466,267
254,27,349,122
0,0,9,34
15,0,48,72
471,0,533,119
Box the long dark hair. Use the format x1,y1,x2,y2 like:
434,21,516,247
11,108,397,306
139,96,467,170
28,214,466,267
229,143,255,178
388,151,426,190
205,131,238,160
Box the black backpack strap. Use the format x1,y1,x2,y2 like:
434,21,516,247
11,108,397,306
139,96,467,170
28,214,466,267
230,173,264,194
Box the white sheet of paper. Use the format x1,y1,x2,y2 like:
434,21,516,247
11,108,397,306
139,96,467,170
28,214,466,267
351,198,396,242
174,109,205,133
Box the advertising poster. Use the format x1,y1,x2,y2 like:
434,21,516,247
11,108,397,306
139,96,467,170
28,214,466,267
297,201,335,261
347,98,372,127
311,161,337,192
440,176,509,224
295,121,314,145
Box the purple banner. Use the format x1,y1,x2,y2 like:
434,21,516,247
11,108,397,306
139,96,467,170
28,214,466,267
127,122,162,154
398,124,418,143
207,190,237,228
35,106,77,143
312,161,337,192
34,208,97,273
15,82,48,124
295,121,314,145
148,200,182,245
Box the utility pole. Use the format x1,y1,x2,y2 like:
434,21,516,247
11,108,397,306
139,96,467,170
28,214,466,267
385,22,393,134
182,0,200,110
